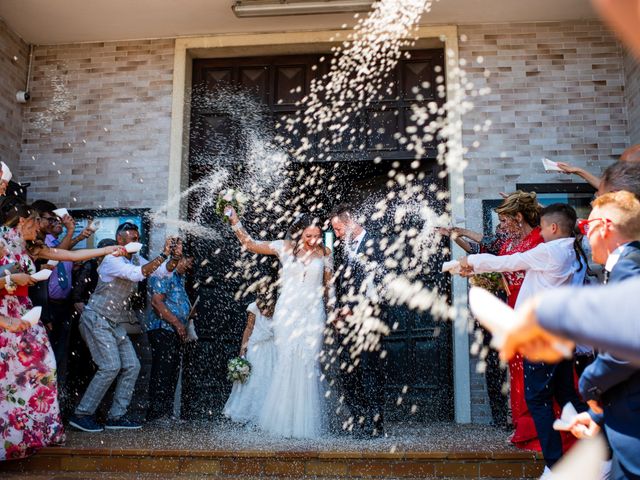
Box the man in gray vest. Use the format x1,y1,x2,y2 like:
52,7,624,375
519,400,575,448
69,222,180,432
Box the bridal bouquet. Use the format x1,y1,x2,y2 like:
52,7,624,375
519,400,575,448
215,188,247,224
227,356,252,383
469,272,509,296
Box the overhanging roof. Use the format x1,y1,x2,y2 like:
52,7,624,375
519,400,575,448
0,0,597,45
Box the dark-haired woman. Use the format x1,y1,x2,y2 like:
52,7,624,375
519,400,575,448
0,205,123,461
226,207,333,439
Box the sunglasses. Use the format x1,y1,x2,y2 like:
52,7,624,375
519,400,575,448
577,218,611,235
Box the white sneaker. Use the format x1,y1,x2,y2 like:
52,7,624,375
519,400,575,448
539,466,554,480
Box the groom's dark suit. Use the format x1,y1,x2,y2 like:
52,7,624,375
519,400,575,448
333,230,387,436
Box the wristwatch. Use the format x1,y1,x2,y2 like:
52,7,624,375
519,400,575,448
159,252,169,260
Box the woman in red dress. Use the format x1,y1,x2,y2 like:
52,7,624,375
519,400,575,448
494,191,544,451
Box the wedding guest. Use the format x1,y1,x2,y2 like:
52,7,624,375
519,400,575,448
458,203,589,473
0,204,122,461
473,191,544,451
64,238,118,416
32,201,93,399
330,204,388,437
575,190,640,480
223,287,277,424
68,223,179,433
145,251,193,422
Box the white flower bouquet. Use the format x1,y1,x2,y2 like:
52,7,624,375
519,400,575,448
215,188,247,224
227,356,252,383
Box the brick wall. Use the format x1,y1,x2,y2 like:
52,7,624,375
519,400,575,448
459,20,629,422
19,39,175,213
0,18,29,171
624,49,640,144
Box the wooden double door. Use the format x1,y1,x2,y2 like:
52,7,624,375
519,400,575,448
182,50,453,422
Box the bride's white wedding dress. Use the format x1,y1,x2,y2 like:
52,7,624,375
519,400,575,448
257,240,331,439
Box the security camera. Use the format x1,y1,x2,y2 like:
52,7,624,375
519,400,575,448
16,91,30,103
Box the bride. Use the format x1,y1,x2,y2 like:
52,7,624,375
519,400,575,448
226,207,334,439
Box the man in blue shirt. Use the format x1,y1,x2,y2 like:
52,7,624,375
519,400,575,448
145,255,194,422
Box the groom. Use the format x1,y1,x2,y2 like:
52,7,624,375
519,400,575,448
330,203,388,437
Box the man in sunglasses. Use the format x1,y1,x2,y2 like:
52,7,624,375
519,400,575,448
69,222,180,433
575,190,640,480
31,200,94,408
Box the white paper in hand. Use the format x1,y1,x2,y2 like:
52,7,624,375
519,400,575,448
124,242,143,254
468,287,514,349
542,158,562,172
22,306,42,326
551,434,607,480
52,208,69,218
47,260,59,266
441,260,461,274
31,269,53,281
553,402,579,431
1,161,13,182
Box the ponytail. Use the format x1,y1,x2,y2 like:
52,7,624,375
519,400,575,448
572,229,593,276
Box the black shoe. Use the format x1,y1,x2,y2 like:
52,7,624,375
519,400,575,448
105,415,143,430
68,414,104,433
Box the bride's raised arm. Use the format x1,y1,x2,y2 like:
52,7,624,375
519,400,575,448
226,206,280,256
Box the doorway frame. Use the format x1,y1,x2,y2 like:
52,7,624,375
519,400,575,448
167,25,471,423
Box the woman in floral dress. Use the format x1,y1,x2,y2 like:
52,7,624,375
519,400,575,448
1,204,122,461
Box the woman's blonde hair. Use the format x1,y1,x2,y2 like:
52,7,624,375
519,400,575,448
495,191,541,227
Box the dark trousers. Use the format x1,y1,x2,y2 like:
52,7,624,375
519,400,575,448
481,327,509,427
49,299,73,389
524,360,588,468
340,347,387,434
147,329,182,421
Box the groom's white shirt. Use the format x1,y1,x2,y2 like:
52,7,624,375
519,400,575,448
345,229,380,302
348,229,367,260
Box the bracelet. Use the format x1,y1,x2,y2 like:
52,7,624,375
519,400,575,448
5,273,16,294
159,252,169,260
231,221,243,232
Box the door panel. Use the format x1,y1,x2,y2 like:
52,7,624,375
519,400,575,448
185,50,452,422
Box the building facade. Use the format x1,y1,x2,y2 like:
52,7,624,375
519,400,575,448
1,1,639,423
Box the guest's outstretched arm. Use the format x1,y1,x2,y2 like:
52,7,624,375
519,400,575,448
35,245,122,263
464,243,551,274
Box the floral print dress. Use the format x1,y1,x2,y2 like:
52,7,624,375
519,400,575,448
0,227,65,461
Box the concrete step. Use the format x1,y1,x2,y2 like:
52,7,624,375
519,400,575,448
0,446,544,479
